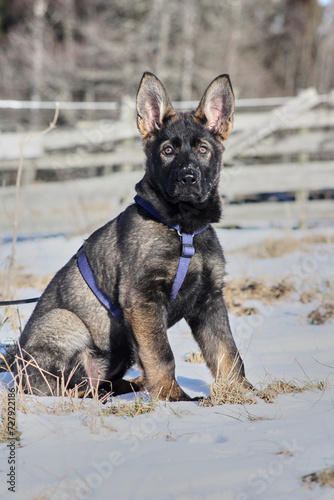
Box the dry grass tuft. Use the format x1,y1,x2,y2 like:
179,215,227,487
1,350,105,433
239,279,295,302
103,396,160,418
236,234,334,259
275,446,294,457
0,350,160,434
256,378,327,403
244,237,300,258
0,267,51,331
200,374,328,408
0,269,52,293
300,289,320,304
233,306,260,317
224,277,295,315
199,378,257,407
302,234,334,245
256,380,306,402
308,303,334,325
302,466,334,489
185,351,204,363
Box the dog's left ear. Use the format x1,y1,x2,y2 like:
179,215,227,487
194,74,235,141
136,72,176,139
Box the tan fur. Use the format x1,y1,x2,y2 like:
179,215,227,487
124,305,191,400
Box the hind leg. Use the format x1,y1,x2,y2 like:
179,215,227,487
16,309,107,396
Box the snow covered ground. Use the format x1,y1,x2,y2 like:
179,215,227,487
1,226,334,500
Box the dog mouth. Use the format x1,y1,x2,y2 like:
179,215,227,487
172,189,203,204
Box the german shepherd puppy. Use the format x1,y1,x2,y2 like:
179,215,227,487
17,72,251,400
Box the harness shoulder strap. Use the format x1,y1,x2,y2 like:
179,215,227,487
77,248,123,322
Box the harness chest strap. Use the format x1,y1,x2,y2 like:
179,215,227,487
77,196,207,321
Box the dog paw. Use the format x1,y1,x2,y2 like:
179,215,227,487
151,381,192,402
241,378,254,391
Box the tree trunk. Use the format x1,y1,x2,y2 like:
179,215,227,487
155,0,172,78
181,0,199,101
31,0,47,128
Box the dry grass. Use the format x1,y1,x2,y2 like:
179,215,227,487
275,446,294,457
0,267,51,331
302,466,334,488
300,289,320,304
0,383,157,436
225,275,334,319
242,237,300,258
0,306,20,337
224,277,295,315
199,378,257,407
0,350,94,422
235,234,334,259
0,355,329,435
102,396,160,418
256,378,327,403
14,347,105,401
233,306,260,317
0,268,52,293
199,373,327,407
256,380,307,403
302,234,334,245
0,340,329,433
308,303,334,325
0,266,50,307
0,349,160,434
79,396,160,433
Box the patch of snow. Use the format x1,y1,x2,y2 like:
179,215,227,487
0,228,334,499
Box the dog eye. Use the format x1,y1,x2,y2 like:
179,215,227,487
163,146,174,156
198,145,208,155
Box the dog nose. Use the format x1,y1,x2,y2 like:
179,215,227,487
177,169,199,186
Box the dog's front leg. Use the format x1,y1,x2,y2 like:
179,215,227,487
124,304,192,401
186,291,252,389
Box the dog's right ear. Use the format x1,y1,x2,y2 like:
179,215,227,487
136,72,176,140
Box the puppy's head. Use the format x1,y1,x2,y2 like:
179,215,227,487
136,72,234,206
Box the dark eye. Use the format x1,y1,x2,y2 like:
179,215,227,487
164,146,174,156
199,145,208,155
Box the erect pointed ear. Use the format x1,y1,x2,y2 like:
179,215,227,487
194,74,235,141
136,72,176,140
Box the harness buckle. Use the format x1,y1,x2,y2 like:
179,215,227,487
181,243,195,258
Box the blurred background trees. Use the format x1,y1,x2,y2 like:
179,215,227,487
0,0,333,105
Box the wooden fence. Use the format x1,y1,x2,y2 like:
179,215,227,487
0,89,333,230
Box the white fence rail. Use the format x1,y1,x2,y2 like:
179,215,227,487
0,88,333,229
1,92,332,111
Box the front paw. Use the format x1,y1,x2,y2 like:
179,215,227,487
151,380,192,401
241,378,254,391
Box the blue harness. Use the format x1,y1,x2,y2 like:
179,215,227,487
77,195,207,322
